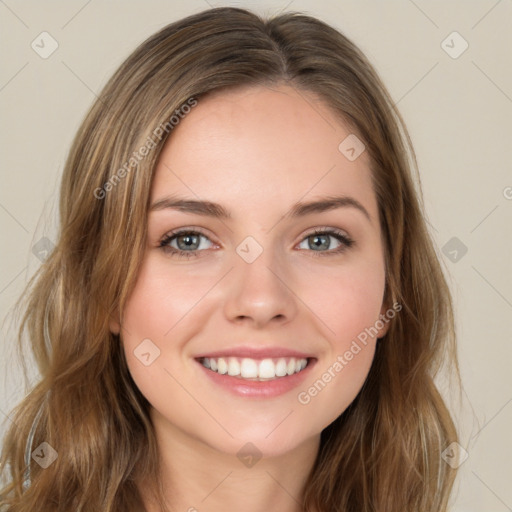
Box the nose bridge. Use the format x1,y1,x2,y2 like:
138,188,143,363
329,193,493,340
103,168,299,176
222,236,297,326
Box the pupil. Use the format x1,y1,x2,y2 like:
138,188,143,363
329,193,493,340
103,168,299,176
179,234,198,250
311,235,328,250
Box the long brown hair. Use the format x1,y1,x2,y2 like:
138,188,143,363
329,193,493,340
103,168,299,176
1,7,459,511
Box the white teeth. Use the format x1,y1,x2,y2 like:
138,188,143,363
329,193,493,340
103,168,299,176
227,357,240,376
240,358,258,378
217,358,227,374
275,358,287,377
259,358,275,379
200,356,309,380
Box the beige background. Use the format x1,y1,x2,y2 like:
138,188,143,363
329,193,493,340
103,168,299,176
1,1,511,510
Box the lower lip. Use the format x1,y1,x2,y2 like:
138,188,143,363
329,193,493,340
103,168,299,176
196,359,316,398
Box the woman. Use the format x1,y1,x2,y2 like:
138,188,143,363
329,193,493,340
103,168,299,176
1,7,459,511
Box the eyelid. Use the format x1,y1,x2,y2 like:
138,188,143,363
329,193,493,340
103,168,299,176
298,226,351,241
159,226,219,249
295,227,354,254
159,225,351,242
160,226,216,242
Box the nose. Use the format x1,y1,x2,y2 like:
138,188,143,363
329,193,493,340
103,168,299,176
222,248,298,328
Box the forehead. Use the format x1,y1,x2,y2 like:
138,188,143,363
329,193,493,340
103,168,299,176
151,84,378,223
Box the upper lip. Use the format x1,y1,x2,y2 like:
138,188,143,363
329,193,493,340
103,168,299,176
194,347,314,360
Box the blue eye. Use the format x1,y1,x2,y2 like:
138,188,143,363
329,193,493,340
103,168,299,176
298,229,354,256
159,228,354,259
159,230,213,258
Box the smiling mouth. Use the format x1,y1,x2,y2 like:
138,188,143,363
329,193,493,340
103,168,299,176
197,356,312,381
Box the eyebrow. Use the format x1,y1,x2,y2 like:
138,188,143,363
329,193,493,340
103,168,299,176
150,194,372,223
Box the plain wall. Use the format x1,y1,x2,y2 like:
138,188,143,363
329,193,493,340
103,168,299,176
1,1,511,510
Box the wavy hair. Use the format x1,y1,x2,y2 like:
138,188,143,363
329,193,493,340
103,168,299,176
1,7,459,511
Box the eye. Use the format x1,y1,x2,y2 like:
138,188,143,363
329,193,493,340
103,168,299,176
297,228,354,256
159,227,354,259
159,229,215,259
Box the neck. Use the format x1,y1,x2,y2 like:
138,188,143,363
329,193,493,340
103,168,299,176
140,410,321,512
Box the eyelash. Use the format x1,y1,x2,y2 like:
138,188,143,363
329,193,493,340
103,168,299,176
158,227,354,259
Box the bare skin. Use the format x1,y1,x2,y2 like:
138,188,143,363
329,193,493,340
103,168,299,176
111,84,389,511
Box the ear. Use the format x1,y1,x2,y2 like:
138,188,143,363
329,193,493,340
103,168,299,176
376,302,391,339
109,310,121,336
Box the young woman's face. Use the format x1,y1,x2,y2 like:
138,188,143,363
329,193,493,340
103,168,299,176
113,84,389,458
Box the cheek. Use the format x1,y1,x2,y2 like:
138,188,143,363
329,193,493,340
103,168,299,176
119,255,222,410
299,257,386,348
120,255,212,343
119,265,194,423
294,277,383,430
297,342,376,433
293,258,384,420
